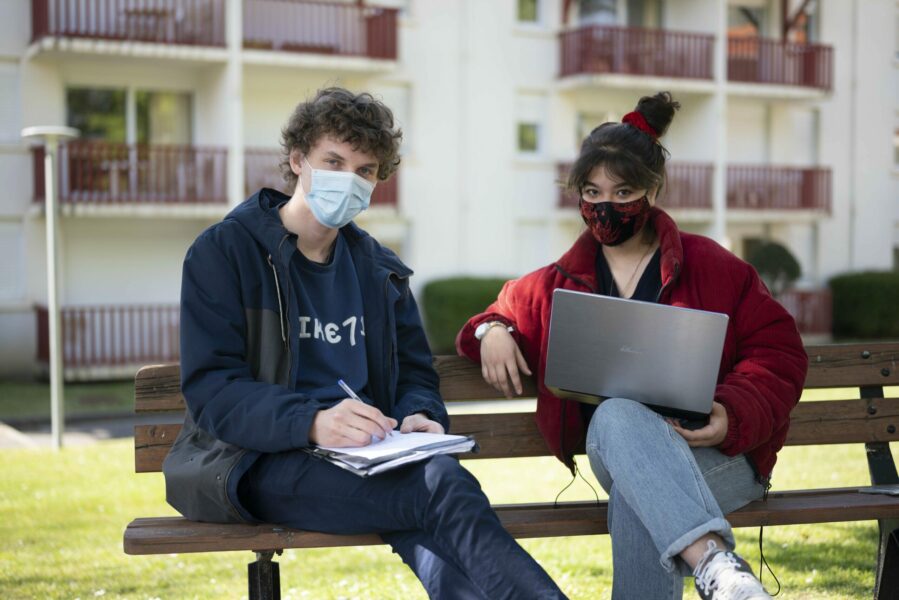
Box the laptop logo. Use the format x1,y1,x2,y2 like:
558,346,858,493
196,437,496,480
620,345,643,354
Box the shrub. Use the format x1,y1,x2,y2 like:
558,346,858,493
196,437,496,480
421,277,510,354
829,271,899,339
746,241,801,297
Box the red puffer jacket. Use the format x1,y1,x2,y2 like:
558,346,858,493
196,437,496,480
456,208,808,481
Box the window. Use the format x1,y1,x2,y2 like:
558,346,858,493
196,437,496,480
517,0,539,23
66,87,191,144
517,122,540,153
579,0,617,26
66,88,127,142
727,5,767,38
136,91,192,145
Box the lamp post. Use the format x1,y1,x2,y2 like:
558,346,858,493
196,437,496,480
21,125,79,450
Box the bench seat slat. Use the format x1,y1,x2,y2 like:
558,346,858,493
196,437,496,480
123,487,899,556
133,398,899,473
134,343,899,413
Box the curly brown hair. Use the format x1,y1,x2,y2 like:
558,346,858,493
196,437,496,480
280,87,403,190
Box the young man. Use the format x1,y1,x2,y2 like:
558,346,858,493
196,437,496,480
163,87,566,600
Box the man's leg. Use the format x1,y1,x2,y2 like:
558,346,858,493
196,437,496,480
381,529,487,600
239,452,565,600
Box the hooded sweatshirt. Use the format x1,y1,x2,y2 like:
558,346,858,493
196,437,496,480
163,189,447,524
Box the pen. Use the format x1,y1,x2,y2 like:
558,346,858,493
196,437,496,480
338,379,394,441
337,379,362,402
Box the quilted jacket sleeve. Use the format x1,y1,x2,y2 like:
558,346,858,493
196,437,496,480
715,263,809,456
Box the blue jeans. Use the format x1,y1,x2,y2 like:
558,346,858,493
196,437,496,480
586,398,765,600
238,452,566,600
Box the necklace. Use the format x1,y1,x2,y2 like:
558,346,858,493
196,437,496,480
611,241,655,298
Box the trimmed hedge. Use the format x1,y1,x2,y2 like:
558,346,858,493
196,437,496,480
829,271,899,339
421,277,510,354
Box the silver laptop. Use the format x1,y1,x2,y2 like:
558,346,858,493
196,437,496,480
544,289,728,421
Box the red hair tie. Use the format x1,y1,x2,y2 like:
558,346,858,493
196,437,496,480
621,111,658,139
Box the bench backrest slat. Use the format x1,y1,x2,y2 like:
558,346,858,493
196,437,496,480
135,343,899,414
133,343,899,473
134,397,899,473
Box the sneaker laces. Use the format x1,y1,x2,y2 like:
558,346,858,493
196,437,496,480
694,541,771,600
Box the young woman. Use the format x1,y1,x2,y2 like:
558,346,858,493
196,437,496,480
457,92,808,600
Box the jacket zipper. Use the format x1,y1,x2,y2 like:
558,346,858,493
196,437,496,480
266,254,288,347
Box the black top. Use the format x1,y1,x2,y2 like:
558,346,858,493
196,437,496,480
595,246,662,301
580,246,662,423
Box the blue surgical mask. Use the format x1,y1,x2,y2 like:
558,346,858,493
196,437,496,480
302,159,375,229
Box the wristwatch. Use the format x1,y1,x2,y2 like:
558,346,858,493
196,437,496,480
474,321,514,341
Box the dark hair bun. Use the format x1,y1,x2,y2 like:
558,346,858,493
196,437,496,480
635,92,680,138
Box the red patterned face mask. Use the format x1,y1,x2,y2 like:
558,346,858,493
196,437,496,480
579,196,651,246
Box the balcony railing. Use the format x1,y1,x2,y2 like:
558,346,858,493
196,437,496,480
31,0,225,46
33,142,228,205
243,0,398,59
778,289,832,336
728,37,833,90
560,25,714,80
659,163,713,210
36,304,180,369
245,148,399,207
727,166,831,212
556,162,713,210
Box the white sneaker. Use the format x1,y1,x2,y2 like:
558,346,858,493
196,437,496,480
693,540,772,600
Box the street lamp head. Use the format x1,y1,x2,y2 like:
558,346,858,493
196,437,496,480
21,126,80,143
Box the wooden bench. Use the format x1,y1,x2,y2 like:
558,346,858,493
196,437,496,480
125,342,899,599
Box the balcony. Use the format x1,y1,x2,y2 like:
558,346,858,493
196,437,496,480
555,162,830,215
30,0,226,46
245,148,399,207
36,304,179,378
243,0,398,60
33,142,228,209
559,25,714,81
728,37,833,91
778,289,832,337
556,162,714,210
727,166,831,213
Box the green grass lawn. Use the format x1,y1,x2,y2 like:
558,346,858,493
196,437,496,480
0,380,134,422
0,437,893,599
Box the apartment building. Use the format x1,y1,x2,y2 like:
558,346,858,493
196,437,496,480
0,0,895,379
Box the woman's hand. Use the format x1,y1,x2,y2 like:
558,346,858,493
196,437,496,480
480,326,532,398
400,412,444,434
670,401,728,447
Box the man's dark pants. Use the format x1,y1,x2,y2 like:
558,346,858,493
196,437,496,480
239,452,566,600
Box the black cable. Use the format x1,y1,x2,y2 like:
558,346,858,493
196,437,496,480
758,482,782,596
553,461,601,507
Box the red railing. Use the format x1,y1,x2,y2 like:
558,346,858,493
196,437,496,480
560,25,714,79
243,0,398,59
778,289,832,336
33,142,228,205
556,161,713,210
245,148,399,207
728,37,833,90
30,0,225,46
35,304,180,368
659,163,713,210
727,166,831,212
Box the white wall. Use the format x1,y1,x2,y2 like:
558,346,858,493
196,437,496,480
0,0,29,59
59,218,210,305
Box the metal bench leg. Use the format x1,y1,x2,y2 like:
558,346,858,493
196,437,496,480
865,440,899,600
874,520,899,600
248,550,281,600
